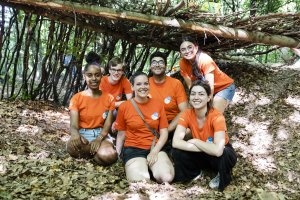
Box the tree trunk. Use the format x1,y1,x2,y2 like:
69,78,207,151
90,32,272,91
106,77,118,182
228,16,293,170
2,0,299,48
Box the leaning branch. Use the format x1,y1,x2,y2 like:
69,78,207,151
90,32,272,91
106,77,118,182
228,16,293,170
2,0,300,48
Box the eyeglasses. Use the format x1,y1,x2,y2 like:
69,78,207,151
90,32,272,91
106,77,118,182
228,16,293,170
110,68,123,73
151,60,165,67
180,45,194,54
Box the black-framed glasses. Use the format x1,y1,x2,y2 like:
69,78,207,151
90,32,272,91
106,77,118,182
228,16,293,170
151,60,165,67
110,68,123,73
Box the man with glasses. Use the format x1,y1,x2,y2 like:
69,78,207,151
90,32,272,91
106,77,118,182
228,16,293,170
149,52,188,151
99,57,132,108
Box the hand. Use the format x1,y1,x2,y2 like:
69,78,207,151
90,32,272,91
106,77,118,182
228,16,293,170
90,137,102,155
70,134,88,151
111,122,117,133
187,138,199,146
147,150,158,167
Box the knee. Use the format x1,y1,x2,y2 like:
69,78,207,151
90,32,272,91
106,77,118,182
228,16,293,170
66,142,80,158
127,174,150,182
171,148,186,161
221,147,237,166
154,172,174,183
94,147,117,166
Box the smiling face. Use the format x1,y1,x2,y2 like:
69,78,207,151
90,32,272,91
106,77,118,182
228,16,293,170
180,41,198,60
109,64,124,82
150,56,166,76
189,85,211,109
84,64,102,90
132,74,149,99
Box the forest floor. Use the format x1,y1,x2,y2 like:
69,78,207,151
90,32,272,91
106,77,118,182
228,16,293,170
0,62,300,200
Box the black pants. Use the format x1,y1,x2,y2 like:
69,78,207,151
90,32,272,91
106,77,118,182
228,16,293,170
172,143,237,191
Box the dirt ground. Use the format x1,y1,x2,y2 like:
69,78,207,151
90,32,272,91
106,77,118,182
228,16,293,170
0,62,299,199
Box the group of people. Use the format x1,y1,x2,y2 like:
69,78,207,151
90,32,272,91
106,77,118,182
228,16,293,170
67,37,237,191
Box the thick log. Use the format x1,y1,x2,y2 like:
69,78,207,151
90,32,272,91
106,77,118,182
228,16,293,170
2,0,300,48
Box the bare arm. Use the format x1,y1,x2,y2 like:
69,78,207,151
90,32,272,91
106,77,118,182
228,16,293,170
188,131,226,157
205,72,214,98
115,101,125,108
90,110,113,153
70,110,80,137
116,130,125,156
152,128,168,153
168,101,188,132
69,110,86,150
114,93,133,108
147,127,169,166
101,110,113,137
172,125,201,152
125,93,133,100
292,48,300,57
183,76,192,89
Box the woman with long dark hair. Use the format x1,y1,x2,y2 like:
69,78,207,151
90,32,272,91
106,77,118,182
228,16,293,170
172,80,237,191
179,36,235,113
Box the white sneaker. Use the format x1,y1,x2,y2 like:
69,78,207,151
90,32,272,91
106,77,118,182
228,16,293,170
209,173,220,189
192,171,203,181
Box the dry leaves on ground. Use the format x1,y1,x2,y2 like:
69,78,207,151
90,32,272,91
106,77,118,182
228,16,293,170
0,64,300,199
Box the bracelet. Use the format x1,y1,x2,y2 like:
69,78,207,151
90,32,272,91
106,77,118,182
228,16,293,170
98,134,104,141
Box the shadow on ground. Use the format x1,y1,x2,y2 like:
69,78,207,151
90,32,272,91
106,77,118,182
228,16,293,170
0,63,299,199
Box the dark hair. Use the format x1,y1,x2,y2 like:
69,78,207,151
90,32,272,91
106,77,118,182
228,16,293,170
130,71,148,85
181,35,203,80
189,80,212,111
85,51,103,73
86,51,101,65
149,51,167,66
83,62,102,73
181,35,198,45
108,57,124,69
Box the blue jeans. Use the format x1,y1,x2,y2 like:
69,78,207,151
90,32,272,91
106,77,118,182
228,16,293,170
79,128,102,142
215,83,235,101
79,128,115,144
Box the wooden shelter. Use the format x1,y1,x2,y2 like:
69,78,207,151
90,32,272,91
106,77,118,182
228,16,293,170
1,0,300,52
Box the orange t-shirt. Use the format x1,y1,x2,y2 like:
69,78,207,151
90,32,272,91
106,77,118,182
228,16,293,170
178,108,229,144
69,91,115,129
115,98,168,150
179,52,234,93
149,76,187,121
99,76,132,101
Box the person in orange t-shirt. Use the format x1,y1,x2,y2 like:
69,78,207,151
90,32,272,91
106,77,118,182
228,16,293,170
149,51,187,131
115,71,174,183
179,36,235,113
99,57,132,108
172,80,237,191
67,61,117,166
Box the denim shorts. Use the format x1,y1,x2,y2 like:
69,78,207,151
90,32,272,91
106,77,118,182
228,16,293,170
79,128,114,143
215,83,235,101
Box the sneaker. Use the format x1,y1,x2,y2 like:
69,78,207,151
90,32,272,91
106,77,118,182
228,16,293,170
209,173,220,189
192,171,203,181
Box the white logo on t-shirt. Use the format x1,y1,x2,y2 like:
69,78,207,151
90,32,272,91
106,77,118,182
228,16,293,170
151,112,159,120
164,96,171,104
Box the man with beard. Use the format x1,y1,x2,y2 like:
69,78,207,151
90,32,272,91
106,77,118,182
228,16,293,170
149,51,188,150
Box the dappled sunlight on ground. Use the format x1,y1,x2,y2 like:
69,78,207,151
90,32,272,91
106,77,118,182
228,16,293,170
287,110,300,123
255,96,271,106
231,90,243,105
285,95,300,109
27,150,51,160
1,65,300,199
276,126,290,141
16,124,41,136
0,156,7,175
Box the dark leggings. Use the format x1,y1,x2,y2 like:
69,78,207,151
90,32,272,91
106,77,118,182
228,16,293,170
172,143,237,191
